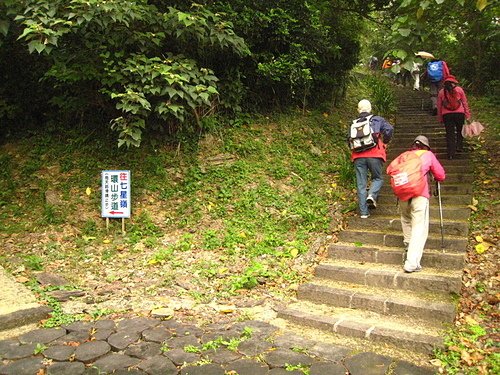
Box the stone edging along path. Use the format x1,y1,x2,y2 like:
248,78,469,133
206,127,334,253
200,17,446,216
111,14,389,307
0,316,435,375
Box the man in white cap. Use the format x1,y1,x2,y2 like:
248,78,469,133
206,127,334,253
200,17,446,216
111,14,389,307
348,99,394,219
388,135,446,273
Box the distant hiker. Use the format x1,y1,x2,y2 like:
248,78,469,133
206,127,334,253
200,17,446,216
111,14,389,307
348,99,394,219
382,57,393,70
437,75,471,159
423,57,450,115
411,61,422,91
386,136,446,273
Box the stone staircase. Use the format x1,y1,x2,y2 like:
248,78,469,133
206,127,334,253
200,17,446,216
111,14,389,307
278,87,470,355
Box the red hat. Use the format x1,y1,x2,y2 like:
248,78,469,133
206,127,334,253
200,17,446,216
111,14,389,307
444,75,459,84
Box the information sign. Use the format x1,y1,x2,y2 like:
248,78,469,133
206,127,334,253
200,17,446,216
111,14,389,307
101,170,131,218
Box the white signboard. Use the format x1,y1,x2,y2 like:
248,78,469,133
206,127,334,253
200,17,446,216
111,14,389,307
101,170,131,218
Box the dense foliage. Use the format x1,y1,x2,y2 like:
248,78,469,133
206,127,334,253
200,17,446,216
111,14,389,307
0,0,250,147
0,1,497,147
363,0,498,96
0,1,383,146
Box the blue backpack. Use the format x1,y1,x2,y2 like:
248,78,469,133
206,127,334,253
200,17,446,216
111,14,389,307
427,61,444,82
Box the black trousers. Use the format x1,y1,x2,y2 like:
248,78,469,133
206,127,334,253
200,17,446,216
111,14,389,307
443,112,465,159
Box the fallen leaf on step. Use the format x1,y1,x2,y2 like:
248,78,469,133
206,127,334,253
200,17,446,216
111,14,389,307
475,242,492,254
461,350,473,366
429,358,442,367
151,307,174,318
465,316,479,326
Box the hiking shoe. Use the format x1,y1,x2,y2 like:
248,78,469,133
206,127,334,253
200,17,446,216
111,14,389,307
360,214,370,219
404,266,422,273
366,196,377,209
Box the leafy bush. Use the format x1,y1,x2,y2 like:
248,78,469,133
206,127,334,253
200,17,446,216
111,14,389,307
5,1,249,147
364,75,396,117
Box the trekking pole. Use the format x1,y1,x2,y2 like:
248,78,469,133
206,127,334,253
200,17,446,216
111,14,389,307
437,181,445,249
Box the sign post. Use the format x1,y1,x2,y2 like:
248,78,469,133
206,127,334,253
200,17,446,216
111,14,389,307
101,170,131,234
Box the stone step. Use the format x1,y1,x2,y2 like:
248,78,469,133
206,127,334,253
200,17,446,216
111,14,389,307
394,118,441,122
383,174,473,184
392,135,445,140
393,126,442,131
388,142,473,153
347,215,468,236
297,280,456,324
374,204,470,220
389,134,446,140
436,183,473,195
314,261,462,295
328,243,465,270
387,142,465,150
387,151,470,161
425,163,472,173
436,158,474,167
377,193,471,205
338,229,467,252
0,267,52,340
278,86,472,360
278,302,443,354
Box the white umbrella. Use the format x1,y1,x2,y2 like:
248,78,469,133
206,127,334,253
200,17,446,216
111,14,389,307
414,51,435,59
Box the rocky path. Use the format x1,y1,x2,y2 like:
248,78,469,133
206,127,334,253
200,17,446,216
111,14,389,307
277,86,471,363
0,315,435,375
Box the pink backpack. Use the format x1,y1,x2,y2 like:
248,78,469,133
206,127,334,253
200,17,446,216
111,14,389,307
386,150,428,201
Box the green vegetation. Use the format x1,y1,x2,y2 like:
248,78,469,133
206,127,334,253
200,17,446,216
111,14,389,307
0,0,369,147
0,2,497,373
1,75,387,312
33,343,47,355
285,363,310,374
26,282,85,328
184,326,253,354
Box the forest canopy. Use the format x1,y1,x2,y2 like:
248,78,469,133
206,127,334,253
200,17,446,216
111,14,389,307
0,0,497,147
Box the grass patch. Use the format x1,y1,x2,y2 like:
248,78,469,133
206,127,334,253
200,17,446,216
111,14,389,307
0,80,368,319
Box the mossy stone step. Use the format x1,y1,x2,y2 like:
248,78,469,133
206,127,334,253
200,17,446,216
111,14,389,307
314,262,462,295
328,243,465,270
297,282,456,324
278,303,443,354
338,228,467,252
347,215,468,236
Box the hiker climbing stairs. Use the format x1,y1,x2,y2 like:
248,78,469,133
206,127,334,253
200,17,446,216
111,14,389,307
277,87,471,356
